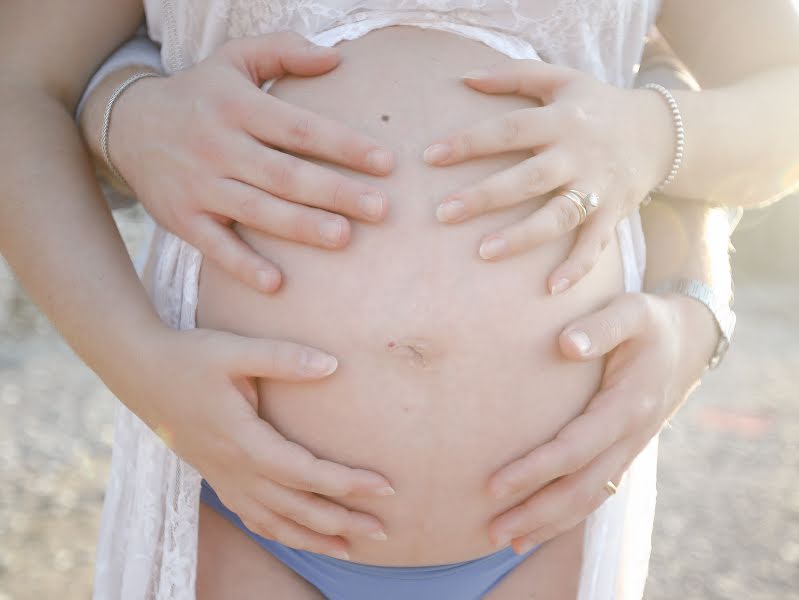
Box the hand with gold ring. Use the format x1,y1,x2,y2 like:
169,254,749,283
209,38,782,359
484,292,718,554
424,59,674,294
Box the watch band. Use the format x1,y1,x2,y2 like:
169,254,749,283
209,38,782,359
652,278,736,369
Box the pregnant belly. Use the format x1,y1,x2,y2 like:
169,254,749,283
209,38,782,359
196,26,624,565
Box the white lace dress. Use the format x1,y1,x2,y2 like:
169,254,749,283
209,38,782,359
93,1,662,598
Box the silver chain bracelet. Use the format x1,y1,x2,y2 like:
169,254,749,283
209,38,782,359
642,82,685,194
101,71,162,188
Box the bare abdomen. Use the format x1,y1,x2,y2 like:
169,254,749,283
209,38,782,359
196,25,624,565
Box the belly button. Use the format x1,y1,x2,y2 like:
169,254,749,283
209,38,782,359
386,338,435,368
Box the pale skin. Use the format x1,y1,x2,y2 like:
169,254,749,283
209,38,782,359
0,0,796,597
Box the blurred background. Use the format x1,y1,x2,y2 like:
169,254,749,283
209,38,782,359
0,198,797,599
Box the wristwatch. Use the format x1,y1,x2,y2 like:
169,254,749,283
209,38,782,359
652,278,736,369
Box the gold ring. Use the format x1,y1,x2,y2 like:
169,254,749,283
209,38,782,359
566,189,600,215
561,190,588,225
604,480,618,496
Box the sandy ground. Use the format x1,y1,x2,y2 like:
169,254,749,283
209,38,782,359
0,206,797,599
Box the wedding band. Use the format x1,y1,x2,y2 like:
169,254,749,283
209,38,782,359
567,189,600,215
560,189,600,226
604,480,618,496
561,190,588,225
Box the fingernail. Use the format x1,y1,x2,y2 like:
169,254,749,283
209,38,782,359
300,351,338,376
479,237,508,260
368,530,389,541
256,269,278,291
516,539,538,555
332,550,351,561
550,278,571,295
375,486,396,496
308,44,335,55
359,191,384,219
367,149,393,173
461,69,491,80
567,329,592,355
319,219,344,245
436,200,466,223
424,143,451,164
494,532,511,549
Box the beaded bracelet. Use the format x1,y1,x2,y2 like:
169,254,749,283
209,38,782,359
642,82,685,193
101,71,162,187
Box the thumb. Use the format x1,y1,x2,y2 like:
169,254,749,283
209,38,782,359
559,293,653,360
211,330,339,381
223,31,339,84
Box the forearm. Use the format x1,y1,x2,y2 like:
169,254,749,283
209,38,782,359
636,33,733,299
659,69,799,206
652,1,799,207
0,83,164,394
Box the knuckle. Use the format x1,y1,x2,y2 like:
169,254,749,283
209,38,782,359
458,132,475,159
560,103,589,127
472,185,496,212
281,505,305,525
235,192,258,223
214,94,246,122
243,514,275,541
290,211,315,243
499,114,522,145
596,316,623,346
555,447,580,475
554,199,580,231
287,116,315,151
566,484,593,512
264,158,296,196
524,164,546,195
329,181,346,213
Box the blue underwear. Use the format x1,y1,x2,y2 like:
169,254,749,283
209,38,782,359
200,480,539,599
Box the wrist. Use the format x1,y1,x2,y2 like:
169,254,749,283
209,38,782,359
660,292,720,374
79,66,162,190
96,317,174,421
631,87,677,194
652,278,736,370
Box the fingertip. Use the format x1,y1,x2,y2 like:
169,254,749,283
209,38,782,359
256,268,282,293
549,277,572,295
358,191,387,222
513,537,538,555
559,328,593,359
299,350,338,377
366,149,394,175
460,69,493,85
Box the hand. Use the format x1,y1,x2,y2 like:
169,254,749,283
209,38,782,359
125,326,394,559
109,32,394,293
424,60,673,294
485,292,718,554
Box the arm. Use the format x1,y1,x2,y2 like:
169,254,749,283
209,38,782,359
421,1,798,291
75,26,164,200
74,33,395,293
0,2,156,389
0,1,392,558
655,0,799,206
486,40,732,553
